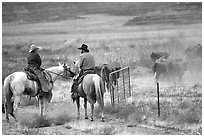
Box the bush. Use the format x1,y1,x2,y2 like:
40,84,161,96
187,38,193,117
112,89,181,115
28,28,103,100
51,114,72,125
98,126,116,135
20,115,52,128
176,108,201,124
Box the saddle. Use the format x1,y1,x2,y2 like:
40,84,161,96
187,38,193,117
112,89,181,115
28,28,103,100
78,69,95,84
24,68,53,93
24,68,39,81
71,69,95,101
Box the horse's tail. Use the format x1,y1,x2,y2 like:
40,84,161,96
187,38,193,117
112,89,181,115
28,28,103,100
93,75,104,109
3,74,14,114
101,66,108,83
101,66,109,92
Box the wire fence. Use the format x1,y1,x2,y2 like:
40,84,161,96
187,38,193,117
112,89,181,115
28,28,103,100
131,79,202,117
109,67,202,116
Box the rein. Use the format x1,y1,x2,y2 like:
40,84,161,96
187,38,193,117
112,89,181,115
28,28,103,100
46,69,70,79
46,70,65,77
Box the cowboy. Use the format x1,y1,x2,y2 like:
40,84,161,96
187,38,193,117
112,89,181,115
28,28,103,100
76,44,95,82
27,44,48,92
71,44,95,97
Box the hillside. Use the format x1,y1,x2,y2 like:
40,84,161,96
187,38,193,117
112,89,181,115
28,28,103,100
2,2,202,24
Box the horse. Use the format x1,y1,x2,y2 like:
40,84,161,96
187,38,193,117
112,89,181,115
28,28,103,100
3,63,75,123
71,65,105,122
95,64,121,92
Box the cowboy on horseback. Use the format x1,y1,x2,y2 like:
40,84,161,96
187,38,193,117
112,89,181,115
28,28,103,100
27,44,49,92
71,44,105,121
71,44,95,100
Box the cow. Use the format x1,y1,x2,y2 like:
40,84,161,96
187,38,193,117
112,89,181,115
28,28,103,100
196,45,202,59
95,64,121,92
184,44,202,60
153,59,187,84
150,52,170,62
187,58,202,78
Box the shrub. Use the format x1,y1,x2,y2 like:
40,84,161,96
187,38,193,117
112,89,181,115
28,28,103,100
20,115,52,128
176,108,201,124
20,128,41,135
51,114,72,125
98,126,116,135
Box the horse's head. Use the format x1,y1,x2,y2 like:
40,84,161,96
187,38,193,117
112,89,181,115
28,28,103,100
73,60,80,75
61,63,76,79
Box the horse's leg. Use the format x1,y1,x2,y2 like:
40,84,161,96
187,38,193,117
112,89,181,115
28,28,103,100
99,101,105,122
76,97,80,119
84,98,88,119
107,81,109,92
43,97,48,117
39,98,44,117
36,96,39,107
90,104,94,121
4,103,10,123
10,113,17,120
13,95,21,122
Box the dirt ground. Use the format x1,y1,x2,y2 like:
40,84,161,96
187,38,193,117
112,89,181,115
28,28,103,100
1,102,182,135
2,72,201,135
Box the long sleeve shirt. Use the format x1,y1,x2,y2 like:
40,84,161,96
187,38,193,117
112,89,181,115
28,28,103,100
27,52,42,69
78,52,95,70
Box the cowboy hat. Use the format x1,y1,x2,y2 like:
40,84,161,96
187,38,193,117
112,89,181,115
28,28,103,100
29,44,42,52
78,44,89,52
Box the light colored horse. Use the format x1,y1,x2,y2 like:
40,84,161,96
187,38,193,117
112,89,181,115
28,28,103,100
71,63,105,122
3,63,75,122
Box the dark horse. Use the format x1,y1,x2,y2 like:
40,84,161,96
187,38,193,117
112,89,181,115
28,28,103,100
71,70,105,122
95,64,121,92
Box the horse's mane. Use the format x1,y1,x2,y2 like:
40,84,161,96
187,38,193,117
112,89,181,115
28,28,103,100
46,65,63,72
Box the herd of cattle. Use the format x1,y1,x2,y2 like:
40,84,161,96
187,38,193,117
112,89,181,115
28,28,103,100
92,44,202,88
151,44,202,84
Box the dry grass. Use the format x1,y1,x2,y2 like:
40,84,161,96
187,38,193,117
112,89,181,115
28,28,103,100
51,114,72,126
98,126,116,135
20,114,52,128
20,113,72,128
95,83,202,127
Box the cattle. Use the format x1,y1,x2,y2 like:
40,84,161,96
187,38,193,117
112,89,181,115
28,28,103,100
150,52,170,62
187,58,202,77
95,64,121,92
153,60,187,84
196,45,202,58
184,44,202,59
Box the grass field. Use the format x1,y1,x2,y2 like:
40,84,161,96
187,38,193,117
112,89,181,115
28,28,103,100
2,13,202,79
2,2,202,135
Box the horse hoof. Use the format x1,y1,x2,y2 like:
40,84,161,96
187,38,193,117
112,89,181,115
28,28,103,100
85,116,88,119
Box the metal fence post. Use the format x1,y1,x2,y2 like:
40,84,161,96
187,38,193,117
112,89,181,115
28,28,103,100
157,82,160,117
128,67,131,96
122,70,125,100
116,78,119,103
109,74,115,106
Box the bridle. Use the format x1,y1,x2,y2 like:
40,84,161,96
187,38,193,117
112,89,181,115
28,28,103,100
46,64,73,80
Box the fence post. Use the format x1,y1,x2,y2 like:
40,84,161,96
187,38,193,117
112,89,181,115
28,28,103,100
122,70,126,99
128,67,131,96
116,78,119,104
109,74,115,106
157,82,160,117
